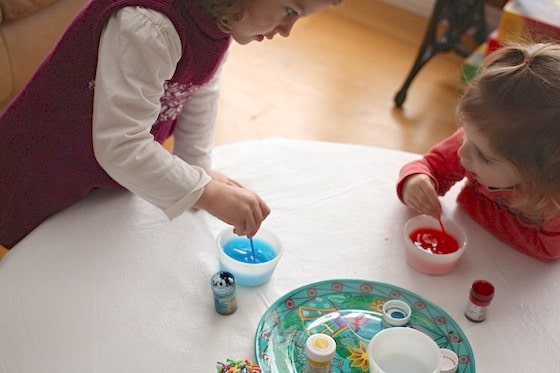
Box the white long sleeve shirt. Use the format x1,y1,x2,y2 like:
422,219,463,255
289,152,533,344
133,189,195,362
92,7,223,219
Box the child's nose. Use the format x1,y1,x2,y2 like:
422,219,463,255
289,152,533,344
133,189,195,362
277,19,296,38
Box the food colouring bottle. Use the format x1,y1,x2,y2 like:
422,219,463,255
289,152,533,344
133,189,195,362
211,271,237,315
304,333,336,373
464,279,495,322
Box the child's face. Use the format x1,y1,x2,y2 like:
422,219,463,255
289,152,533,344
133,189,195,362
458,121,521,189
229,0,334,45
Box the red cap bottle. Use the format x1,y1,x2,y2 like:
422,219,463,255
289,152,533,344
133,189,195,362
464,279,495,322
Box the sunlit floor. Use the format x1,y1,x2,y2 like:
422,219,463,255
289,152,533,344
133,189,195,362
214,1,467,155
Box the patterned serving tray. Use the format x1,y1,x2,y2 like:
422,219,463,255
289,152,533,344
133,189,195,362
254,279,475,372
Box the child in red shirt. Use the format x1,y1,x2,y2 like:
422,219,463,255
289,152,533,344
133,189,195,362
397,43,560,261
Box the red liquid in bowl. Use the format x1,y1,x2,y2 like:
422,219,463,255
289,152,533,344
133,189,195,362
409,228,460,254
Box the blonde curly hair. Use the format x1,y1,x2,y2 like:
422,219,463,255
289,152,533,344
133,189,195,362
200,0,249,33
200,0,344,33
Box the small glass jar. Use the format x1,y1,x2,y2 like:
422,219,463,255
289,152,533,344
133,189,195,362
304,333,336,373
211,271,237,315
464,279,495,322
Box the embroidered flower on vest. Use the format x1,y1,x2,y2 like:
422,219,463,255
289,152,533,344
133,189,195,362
157,81,199,123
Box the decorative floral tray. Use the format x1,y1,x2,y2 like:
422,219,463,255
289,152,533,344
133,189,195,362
254,279,475,372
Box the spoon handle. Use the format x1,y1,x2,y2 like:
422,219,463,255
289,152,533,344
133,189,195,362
249,237,256,262
438,216,446,233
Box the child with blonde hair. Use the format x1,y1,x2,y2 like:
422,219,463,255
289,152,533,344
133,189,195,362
0,0,342,259
397,42,560,261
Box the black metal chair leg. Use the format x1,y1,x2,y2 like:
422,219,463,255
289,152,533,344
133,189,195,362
394,43,436,108
394,0,487,108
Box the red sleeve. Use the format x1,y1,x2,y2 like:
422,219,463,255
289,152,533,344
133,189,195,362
457,185,560,261
397,129,467,201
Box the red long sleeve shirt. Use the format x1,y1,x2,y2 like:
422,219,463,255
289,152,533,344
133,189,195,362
397,128,560,261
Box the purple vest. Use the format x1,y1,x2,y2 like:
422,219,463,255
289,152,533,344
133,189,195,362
0,0,230,248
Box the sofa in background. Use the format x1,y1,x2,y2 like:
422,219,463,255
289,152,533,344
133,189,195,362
0,0,87,113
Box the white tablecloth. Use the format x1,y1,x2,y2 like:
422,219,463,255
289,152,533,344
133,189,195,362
1,139,559,372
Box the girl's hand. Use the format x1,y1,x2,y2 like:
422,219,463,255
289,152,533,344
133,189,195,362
190,170,243,212
194,178,270,237
401,174,442,217
206,170,243,188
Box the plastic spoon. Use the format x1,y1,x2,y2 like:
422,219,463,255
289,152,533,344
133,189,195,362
438,204,447,233
249,237,256,263
438,216,446,233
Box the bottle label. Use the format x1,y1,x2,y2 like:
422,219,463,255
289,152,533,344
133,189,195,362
304,360,332,373
214,292,237,315
465,301,488,321
211,271,237,315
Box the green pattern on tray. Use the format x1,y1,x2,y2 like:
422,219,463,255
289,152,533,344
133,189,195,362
254,279,475,372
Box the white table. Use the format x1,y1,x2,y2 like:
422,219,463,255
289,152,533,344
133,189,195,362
1,139,559,372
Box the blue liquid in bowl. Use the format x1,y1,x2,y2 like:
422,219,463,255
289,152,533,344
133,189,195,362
222,237,276,263
221,237,279,286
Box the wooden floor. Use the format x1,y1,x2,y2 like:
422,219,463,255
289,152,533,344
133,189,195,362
213,0,468,155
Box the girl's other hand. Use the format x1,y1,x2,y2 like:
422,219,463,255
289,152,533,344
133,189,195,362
401,174,442,217
194,178,270,237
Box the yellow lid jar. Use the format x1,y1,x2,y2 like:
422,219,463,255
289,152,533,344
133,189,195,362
304,333,336,373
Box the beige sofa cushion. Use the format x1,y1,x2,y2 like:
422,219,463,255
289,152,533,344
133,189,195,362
0,0,58,23
0,0,60,105
0,33,10,104
0,0,86,112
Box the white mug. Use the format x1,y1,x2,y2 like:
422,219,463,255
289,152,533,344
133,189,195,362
367,327,442,373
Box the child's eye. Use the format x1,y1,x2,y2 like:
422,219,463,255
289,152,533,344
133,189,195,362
475,148,491,164
286,7,298,17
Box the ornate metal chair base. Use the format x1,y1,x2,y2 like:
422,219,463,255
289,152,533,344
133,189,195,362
394,0,487,107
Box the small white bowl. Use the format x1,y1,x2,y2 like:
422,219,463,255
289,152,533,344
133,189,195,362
217,226,283,287
440,348,459,373
367,327,442,373
403,215,467,275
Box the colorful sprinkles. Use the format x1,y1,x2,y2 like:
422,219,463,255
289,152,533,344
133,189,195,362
216,358,261,373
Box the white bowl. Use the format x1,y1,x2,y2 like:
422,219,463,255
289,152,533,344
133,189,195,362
440,348,459,373
217,226,283,287
367,327,442,373
403,215,467,275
